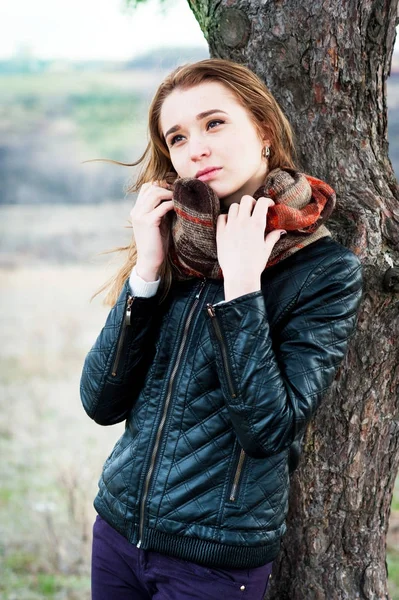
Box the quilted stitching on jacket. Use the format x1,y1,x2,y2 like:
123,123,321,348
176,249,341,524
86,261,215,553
80,237,363,567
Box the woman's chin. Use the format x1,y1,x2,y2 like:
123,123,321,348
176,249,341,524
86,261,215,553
206,182,230,199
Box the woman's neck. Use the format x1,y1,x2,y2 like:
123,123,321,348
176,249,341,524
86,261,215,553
219,168,269,211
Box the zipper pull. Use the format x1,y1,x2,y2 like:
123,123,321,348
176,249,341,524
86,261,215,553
206,303,215,317
126,296,134,325
230,482,239,502
195,278,207,299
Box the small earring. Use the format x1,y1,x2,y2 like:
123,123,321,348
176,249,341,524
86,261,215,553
262,146,270,158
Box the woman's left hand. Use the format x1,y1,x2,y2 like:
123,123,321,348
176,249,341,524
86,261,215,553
216,196,286,298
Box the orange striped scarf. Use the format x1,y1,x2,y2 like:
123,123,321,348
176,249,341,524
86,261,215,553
169,168,336,280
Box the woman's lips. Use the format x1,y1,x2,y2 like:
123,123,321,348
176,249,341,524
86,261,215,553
196,167,222,181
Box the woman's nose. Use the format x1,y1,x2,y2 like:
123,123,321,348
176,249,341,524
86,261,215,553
189,139,211,161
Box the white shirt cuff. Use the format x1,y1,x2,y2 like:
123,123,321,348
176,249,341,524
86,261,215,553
129,265,161,298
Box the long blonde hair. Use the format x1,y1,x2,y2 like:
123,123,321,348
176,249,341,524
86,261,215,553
95,58,297,306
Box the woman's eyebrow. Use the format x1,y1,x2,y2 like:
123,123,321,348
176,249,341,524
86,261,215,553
164,109,228,140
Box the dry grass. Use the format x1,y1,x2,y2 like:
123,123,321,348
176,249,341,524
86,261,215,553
0,265,125,596
0,203,131,597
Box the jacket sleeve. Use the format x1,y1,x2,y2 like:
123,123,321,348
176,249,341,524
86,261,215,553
80,279,159,425
206,250,363,458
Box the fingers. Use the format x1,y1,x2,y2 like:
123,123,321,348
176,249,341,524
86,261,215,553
265,229,287,248
218,196,286,243
141,179,171,190
143,184,174,208
224,196,275,221
251,196,275,222
152,199,175,220
220,196,274,227
235,195,256,218
253,197,286,241
132,181,174,217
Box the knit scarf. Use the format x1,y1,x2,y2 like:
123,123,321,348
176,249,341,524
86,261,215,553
168,167,336,280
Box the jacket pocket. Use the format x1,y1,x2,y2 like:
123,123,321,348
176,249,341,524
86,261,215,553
227,442,246,503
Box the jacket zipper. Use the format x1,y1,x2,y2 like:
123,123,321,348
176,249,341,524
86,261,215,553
206,304,237,399
137,278,207,548
229,447,246,502
206,304,245,501
111,295,134,377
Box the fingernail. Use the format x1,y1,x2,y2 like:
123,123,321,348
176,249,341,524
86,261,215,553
280,230,287,237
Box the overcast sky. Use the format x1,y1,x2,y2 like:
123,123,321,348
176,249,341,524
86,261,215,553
1,0,397,61
0,0,208,60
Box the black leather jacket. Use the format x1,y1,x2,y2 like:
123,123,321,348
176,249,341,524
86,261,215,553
80,237,363,569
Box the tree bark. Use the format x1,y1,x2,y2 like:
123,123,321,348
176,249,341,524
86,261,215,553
187,0,399,597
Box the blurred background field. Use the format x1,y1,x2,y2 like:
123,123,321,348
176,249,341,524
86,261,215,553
1,47,399,599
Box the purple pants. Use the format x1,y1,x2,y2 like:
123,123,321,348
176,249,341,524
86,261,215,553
92,514,273,599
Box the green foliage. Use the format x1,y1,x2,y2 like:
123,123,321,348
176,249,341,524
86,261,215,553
124,0,169,9
0,72,147,157
4,550,37,574
36,575,58,596
388,551,399,600
70,90,142,156
125,0,152,7
391,477,399,512
127,46,208,70
0,570,91,600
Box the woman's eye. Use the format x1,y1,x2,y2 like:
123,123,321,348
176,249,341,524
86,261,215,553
207,119,224,129
170,134,185,146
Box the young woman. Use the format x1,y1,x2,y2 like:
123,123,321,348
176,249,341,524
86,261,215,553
80,58,363,599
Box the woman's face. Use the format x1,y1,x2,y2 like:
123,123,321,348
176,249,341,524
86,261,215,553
159,81,270,208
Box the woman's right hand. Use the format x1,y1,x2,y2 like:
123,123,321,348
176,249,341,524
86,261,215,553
130,181,175,281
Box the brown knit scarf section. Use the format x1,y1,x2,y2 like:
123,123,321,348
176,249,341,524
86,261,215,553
168,167,336,280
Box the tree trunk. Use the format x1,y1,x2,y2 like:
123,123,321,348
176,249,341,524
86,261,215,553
187,1,399,597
